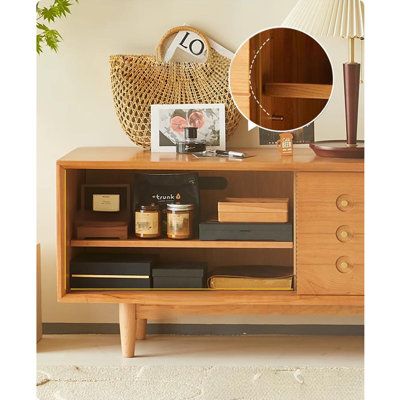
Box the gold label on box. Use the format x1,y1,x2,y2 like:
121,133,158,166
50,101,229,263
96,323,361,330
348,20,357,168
93,194,120,212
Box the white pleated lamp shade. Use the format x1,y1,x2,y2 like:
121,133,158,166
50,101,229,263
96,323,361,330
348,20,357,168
282,0,364,38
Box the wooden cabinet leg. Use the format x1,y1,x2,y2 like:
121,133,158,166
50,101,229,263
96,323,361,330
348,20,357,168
136,319,147,340
119,303,137,358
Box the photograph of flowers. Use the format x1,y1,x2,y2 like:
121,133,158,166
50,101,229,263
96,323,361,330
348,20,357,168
151,103,225,152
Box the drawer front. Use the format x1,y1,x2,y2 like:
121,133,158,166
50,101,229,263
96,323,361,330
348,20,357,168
296,172,364,295
297,234,364,265
297,263,364,295
296,172,364,204
296,172,364,234
297,203,364,234
296,233,364,295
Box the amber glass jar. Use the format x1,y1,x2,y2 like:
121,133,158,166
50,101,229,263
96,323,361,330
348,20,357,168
166,204,194,239
135,204,161,239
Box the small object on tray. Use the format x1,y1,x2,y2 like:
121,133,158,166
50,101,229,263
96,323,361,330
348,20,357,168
76,221,128,240
152,263,207,288
276,133,294,155
208,266,293,290
176,127,206,154
218,197,289,223
199,220,293,241
215,150,246,158
70,253,155,290
192,150,250,159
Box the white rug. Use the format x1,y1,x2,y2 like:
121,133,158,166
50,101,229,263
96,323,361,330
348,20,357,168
37,365,363,400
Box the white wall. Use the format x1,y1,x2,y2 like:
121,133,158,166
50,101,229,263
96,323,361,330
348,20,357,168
37,0,364,324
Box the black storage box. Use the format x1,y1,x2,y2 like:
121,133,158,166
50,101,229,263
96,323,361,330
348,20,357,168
70,253,155,290
152,263,207,288
199,221,293,241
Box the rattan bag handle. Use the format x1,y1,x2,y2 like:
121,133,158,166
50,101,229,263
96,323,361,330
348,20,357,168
156,26,212,63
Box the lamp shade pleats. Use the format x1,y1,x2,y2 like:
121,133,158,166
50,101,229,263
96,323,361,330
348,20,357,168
282,0,364,39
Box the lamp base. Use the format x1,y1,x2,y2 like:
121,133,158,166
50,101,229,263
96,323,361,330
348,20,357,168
310,140,364,159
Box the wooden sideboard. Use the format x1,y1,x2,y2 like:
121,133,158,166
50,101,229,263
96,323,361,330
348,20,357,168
57,147,364,357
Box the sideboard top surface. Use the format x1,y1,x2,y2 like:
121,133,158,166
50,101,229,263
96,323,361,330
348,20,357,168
57,147,364,172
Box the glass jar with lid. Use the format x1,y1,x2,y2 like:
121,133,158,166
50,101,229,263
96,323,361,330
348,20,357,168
135,204,161,239
166,204,195,239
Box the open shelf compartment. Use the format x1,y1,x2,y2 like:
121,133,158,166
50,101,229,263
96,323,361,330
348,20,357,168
59,168,295,296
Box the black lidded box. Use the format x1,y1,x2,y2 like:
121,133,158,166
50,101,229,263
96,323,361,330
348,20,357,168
152,263,207,288
70,253,155,290
199,221,293,241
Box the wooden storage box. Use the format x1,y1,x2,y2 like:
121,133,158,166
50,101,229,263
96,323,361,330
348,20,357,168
218,198,289,223
75,184,131,240
76,221,128,240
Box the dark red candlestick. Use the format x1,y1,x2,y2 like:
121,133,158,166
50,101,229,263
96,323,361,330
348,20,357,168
343,63,361,146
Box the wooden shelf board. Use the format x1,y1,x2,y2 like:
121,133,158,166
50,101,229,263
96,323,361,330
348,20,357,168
70,238,294,249
57,148,364,173
263,83,332,99
137,304,363,317
59,290,364,307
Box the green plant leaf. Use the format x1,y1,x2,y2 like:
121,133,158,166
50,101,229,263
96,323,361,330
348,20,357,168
36,22,49,32
44,29,62,52
36,0,79,54
36,2,43,17
37,34,44,54
55,0,73,17
41,6,58,22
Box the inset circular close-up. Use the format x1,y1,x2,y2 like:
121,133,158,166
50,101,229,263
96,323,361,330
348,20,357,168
230,27,333,131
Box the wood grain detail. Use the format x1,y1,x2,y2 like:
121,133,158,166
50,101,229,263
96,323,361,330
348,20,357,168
70,239,293,249
119,303,136,357
296,172,364,296
297,263,364,295
296,205,364,234
59,291,363,307
296,234,364,265
230,41,250,116
248,28,333,130
264,83,332,99
136,304,363,318
57,147,364,173
136,318,147,340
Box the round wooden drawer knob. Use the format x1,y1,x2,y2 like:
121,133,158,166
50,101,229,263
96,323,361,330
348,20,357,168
336,225,353,242
336,195,353,211
336,257,353,273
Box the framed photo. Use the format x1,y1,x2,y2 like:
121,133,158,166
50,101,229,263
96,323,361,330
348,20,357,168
259,123,315,145
151,104,226,152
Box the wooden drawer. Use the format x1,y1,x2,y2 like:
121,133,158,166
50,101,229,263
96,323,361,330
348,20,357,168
297,233,364,265
297,232,364,295
297,263,364,295
296,172,364,204
296,172,364,295
297,204,364,234
296,172,363,233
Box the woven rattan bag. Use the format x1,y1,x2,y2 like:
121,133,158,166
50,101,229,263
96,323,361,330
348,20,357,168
110,26,241,148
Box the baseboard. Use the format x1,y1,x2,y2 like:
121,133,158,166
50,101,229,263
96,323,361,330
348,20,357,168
42,323,364,336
